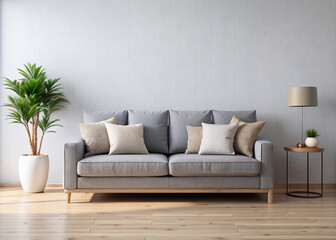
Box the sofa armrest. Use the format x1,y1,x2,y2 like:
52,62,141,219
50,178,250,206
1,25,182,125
254,140,274,189
64,139,85,190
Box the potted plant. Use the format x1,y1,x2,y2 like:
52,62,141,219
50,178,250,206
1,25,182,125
3,63,68,193
305,128,319,148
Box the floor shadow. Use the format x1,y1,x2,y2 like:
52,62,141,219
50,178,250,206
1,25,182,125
43,189,64,193
87,193,267,204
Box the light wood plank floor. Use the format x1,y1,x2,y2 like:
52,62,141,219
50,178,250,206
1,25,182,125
0,186,335,240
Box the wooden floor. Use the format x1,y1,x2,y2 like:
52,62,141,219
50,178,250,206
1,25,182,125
0,186,335,240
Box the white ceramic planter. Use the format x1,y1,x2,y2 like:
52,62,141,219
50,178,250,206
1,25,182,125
305,137,318,148
19,154,49,193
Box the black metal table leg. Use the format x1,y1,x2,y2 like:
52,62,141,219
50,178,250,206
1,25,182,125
286,151,288,194
307,153,309,196
321,152,323,197
286,151,322,198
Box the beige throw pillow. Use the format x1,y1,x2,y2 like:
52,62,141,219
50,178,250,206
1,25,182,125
80,117,116,157
105,123,149,154
199,123,239,155
185,126,203,154
230,116,266,157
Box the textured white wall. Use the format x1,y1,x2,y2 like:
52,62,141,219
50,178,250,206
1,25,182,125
0,0,335,184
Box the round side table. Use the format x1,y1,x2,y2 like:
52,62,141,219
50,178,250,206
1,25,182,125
284,145,324,198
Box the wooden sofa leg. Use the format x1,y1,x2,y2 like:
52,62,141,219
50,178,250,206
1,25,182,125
67,192,71,203
268,189,273,204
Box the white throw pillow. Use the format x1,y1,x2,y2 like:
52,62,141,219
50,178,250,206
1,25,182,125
198,123,239,155
105,123,149,154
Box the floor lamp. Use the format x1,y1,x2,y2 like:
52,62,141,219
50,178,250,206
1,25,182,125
288,86,318,148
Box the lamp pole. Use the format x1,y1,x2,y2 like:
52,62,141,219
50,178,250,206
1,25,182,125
301,106,304,143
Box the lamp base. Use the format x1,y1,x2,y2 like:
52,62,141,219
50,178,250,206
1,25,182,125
296,142,306,148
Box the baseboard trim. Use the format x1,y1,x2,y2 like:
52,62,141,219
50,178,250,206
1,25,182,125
275,184,336,189
0,184,62,187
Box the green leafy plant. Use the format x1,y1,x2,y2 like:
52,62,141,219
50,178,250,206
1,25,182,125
3,63,69,155
305,128,319,138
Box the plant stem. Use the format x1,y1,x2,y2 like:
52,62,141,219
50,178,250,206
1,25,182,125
24,124,34,155
38,132,45,155
34,112,39,155
31,117,35,155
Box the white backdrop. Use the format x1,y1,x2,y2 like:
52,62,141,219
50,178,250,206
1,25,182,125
1,0,335,184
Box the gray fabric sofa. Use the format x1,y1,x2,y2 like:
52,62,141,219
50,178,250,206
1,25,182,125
64,110,274,203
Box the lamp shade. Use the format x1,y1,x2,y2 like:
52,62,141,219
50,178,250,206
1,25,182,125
288,87,318,107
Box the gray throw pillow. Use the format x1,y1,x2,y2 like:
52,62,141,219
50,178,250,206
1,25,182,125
212,110,257,124
128,110,169,153
169,110,212,154
83,110,128,125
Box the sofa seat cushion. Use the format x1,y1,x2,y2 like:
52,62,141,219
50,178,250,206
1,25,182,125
169,154,260,177
77,154,168,177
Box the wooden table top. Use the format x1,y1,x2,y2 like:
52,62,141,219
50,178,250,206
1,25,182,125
284,145,324,153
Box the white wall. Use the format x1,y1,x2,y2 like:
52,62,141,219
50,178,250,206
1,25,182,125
1,0,335,184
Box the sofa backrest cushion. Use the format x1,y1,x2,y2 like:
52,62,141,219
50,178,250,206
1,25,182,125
169,110,212,154
128,110,169,154
83,110,128,125
212,110,257,124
